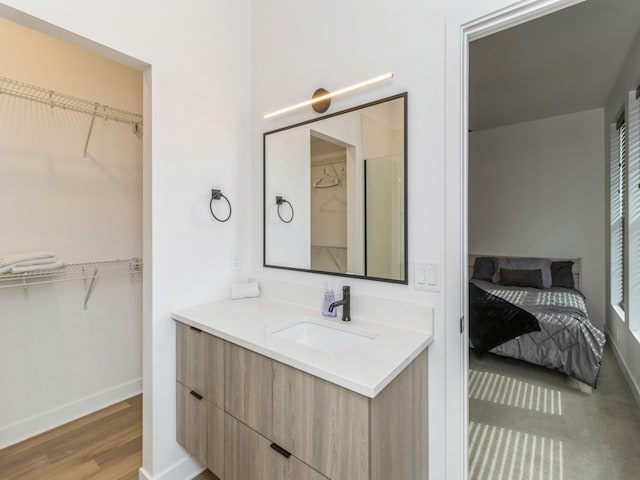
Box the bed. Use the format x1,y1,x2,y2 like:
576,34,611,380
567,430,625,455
468,255,605,388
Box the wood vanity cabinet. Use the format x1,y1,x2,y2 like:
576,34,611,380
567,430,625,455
176,322,225,479
176,320,428,480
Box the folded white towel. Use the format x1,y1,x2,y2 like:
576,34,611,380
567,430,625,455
231,281,260,300
0,251,55,268
0,257,59,274
10,260,65,274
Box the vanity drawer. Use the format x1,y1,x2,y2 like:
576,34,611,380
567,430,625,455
225,413,328,480
272,362,370,480
176,382,207,466
224,341,273,438
176,322,224,406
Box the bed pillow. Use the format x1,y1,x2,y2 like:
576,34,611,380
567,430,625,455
551,261,574,288
499,268,544,289
472,257,495,281
492,257,552,288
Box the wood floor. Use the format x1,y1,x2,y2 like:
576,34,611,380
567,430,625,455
0,395,223,480
0,395,142,480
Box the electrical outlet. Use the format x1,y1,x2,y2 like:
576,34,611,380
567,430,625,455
231,252,240,271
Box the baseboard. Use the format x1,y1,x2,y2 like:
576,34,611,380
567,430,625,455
0,377,142,449
606,332,640,408
138,455,204,480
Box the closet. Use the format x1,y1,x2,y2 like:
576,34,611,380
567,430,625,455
0,18,143,448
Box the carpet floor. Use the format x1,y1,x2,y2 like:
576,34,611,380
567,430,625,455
469,344,640,480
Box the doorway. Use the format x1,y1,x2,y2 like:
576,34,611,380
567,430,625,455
444,1,589,479
447,0,640,479
0,11,149,477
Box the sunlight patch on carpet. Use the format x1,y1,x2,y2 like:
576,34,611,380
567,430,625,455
469,421,563,480
470,369,563,415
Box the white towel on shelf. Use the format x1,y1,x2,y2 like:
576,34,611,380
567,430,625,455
0,251,55,268
231,281,260,300
0,256,60,274
9,260,65,274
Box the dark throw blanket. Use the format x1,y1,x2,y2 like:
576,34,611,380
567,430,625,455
469,282,541,354
469,280,605,387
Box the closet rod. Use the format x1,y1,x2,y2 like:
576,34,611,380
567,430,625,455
0,76,143,126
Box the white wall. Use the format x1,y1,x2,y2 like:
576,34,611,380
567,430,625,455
605,26,640,405
0,1,583,479
251,1,452,478
0,18,143,447
468,108,606,327
0,1,252,479
264,113,364,272
265,129,311,269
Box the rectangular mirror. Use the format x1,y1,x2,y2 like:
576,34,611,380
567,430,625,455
264,93,407,283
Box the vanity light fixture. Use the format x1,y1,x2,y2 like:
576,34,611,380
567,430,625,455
263,72,393,119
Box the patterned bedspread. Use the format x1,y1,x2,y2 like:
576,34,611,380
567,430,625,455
470,280,605,387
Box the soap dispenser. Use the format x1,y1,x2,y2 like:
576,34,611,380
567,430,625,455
322,281,337,317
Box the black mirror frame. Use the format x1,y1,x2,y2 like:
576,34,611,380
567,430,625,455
263,92,408,285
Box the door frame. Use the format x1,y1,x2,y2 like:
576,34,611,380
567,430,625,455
443,0,586,478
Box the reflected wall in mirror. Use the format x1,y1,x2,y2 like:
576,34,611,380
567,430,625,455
264,93,407,283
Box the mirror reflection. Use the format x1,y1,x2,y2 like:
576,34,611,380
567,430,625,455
264,93,407,283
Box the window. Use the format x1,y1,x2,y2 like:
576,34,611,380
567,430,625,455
628,88,640,332
611,110,626,313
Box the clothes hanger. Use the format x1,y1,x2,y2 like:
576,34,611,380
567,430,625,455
313,165,340,188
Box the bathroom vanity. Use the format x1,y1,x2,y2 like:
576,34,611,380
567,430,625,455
172,294,432,480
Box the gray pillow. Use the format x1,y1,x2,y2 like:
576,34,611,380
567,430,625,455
492,257,552,288
500,268,544,289
472,257,495,281
551,261,574,288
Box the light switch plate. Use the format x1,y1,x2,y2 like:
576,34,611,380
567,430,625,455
231,251,240,271
414,261,440,292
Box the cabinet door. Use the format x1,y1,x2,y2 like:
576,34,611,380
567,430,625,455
224,414,328,480
224,342,273,438
176,382,207,465
371,349,428,480
176,322,224,406
207,403,224,480
273,362,370,480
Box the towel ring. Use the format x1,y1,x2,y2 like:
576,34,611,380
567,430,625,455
276,196,294,223
210,189,232,222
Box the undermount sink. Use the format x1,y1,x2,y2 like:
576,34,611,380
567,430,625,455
267,317,377,354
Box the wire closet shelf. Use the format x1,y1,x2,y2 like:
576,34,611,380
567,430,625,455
0,257,142,309
0,76,143,126
0,257,143,289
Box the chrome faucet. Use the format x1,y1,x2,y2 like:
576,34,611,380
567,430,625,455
328,285,351,322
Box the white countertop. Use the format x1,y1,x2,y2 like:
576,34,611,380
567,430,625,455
171,297,433,398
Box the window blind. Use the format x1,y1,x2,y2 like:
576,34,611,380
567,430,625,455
617,114,626,310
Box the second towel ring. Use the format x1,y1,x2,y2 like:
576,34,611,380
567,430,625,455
210,189,232,222
276,196,294,223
